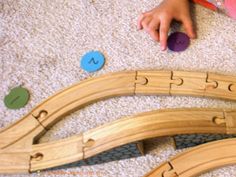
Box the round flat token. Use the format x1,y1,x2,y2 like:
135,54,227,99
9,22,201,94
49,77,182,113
167,32,190,52
80,51,105,72
4,87,30,109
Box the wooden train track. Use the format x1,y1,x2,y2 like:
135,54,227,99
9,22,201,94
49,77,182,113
144,138,236,177
1,70,236,173
1,108,236,173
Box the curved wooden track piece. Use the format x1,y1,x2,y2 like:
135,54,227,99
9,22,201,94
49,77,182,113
144,138,236,177
1,108,236,173
0,71,136,150
1,70,236,173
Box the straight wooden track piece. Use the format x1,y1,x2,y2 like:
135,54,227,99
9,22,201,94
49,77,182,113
144,138,236,177
135,70,236,100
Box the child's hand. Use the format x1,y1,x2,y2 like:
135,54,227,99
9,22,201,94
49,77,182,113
138,0,196,50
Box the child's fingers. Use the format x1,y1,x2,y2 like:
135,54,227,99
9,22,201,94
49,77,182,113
137,13,145,30
149,29,160,42
138,15,151,30
148,20,160,41
182,17,196,39
142,17,152,31
159,19,171,51
137,14,143,30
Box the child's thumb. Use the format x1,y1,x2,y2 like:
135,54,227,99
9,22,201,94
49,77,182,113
182,17,196,39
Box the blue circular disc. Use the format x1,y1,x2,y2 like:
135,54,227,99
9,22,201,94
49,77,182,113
80,51,105,72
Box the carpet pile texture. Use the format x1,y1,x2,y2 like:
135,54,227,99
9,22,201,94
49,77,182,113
1,0,236,176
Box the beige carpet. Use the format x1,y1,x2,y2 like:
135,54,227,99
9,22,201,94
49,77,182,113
1,0,236,176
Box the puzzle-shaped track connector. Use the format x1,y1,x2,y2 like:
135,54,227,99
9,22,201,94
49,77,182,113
2,70,236,174
144,162,178,177
135,70,236,100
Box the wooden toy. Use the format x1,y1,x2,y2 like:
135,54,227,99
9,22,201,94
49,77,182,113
1,70,236,173
74,142,144,167
144,138,236,177
1,108,236,173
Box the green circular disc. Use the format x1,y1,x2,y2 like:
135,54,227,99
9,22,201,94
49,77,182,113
4,87,30,109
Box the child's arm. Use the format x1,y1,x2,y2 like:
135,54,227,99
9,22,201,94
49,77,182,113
138,0,196,51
